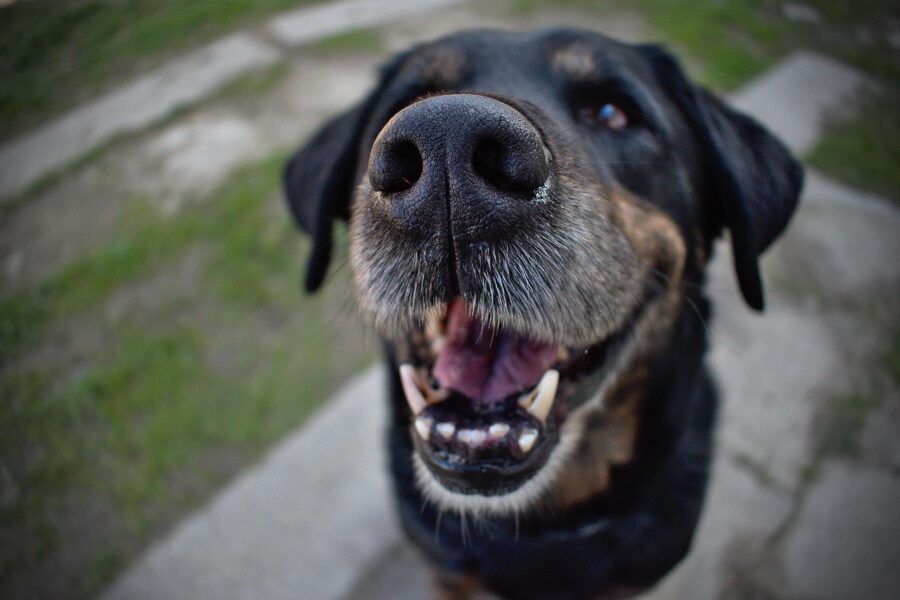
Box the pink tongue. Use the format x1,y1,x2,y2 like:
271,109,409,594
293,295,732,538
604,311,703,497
432,300,557,403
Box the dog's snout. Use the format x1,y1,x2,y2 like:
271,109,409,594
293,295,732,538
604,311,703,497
368,94,549,207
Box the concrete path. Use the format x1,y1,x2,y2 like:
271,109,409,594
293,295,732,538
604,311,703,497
0,0,465,201
99,39,900,600
103,368,397,600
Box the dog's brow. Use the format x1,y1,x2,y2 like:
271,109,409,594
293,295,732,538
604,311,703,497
413,47,469,87
552,43,597,79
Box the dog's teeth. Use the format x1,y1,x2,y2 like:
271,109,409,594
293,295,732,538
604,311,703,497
414,416,432,441
399,364,427,416
518,392,533,409
425,309,446,353
518,428,539,453
488,423,510,439
526,369,559,423
436,422,455,440
458,429,486,447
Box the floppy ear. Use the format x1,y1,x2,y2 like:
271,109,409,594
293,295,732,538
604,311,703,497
283,55,407,292
642,46,804,310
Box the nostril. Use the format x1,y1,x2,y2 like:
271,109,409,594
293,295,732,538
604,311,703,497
473,138,510,189
472,136,548,195
369,138,423,194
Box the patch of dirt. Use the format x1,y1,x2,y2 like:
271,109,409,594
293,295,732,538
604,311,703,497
0,168,125,295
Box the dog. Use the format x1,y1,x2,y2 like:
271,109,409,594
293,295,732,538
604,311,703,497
283,27,802,599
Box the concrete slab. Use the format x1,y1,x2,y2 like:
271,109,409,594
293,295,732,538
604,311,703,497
731,51,873,155
641,455,794,600
771,171,900,300
101,367,399,600
267,0,466,47
707,267,845,493
0,34,279,201
112,55,379,215
780,462,900,600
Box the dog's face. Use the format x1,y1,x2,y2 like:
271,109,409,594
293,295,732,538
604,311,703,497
285,29,801,516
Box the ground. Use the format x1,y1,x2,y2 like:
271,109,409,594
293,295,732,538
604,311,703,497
0,0,898,598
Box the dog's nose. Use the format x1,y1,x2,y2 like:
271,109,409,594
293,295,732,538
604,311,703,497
368,94,550,215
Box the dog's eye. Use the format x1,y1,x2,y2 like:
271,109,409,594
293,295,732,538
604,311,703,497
586,102,629,130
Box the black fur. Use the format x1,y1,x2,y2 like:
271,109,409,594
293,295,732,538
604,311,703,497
283,28,802,598
639,45,803,309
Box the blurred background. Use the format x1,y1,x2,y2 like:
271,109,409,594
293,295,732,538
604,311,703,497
1,1,898,598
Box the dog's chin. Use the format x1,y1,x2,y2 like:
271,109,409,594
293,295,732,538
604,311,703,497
396,296,647,517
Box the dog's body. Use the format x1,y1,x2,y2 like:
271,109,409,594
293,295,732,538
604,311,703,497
284,28,801,599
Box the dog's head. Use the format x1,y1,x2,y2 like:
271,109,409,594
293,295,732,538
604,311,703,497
285,29,802,515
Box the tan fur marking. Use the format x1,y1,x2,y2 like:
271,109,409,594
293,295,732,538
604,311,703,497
431,570,483,600
404,48,468,88
550,192,689,511
610,189,687,282
552,44,597,79
551,366,649,509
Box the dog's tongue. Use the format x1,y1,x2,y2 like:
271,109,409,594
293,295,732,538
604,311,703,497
433,300,557,403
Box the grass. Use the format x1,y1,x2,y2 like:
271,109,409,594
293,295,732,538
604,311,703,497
0,0,320,140
0,154,373,598
216,60,291,100
806,91,900,203
310,28,384,55
635,0,787,90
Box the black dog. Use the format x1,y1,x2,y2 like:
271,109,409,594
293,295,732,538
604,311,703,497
284,28,802,599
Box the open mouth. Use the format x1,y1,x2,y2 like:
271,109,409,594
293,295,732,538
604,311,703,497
399,298,638,497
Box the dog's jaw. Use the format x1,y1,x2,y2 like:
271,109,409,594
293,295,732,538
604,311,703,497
407,308,659,516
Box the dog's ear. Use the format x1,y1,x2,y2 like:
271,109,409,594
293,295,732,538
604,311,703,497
283,54,407,292
641,46,804,310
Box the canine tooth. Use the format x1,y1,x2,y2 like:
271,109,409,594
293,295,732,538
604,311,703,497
488,423,510,439
399,364,427,416
425,309,446,352
518,428,539,453
436,422,455,440
518,392,533,409
458,429,486,447
526,369,560,423
414,416,432,441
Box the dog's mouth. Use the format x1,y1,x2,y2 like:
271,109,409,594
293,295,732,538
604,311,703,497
399,298,638,498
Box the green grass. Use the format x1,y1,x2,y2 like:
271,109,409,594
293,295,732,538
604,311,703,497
636,0,787,90
310,28,384,55
0,155,296,360
0,154,373,598
883,322,900,386
0,0,320,140
806,92,900,203
216,60,291,100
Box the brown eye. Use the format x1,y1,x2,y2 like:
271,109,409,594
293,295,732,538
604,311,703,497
594,102,628,129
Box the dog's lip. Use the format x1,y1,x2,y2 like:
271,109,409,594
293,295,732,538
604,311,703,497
397,287,650,493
